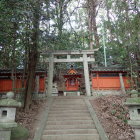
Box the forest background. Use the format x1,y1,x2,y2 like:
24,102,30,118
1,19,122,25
0,0,140,110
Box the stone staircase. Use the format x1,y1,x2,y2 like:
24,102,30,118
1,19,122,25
41,97,100,140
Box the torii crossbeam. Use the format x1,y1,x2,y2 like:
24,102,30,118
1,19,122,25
41,49,98,96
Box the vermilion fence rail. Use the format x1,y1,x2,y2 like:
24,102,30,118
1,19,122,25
0,76,130,92
0,78,45,93
92,77,130,90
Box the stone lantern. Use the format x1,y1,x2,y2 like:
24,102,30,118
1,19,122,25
125,97,140,140
0,92,21,140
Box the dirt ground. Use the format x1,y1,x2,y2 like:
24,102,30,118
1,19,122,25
90,94,135,140
16,99,47,140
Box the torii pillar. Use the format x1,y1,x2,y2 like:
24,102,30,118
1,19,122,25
47,54,54,97
44,50,98,97
83,53,91,96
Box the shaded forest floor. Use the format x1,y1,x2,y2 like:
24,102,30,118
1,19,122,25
16,99,47,140
90,94,135,140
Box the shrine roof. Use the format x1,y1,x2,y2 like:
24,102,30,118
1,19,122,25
91,67,128,72
67,68,78,75
0,69,46,74
64,74,81,78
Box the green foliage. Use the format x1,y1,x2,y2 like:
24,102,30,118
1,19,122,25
0,0,140,90
111,110,116,115
126,98,140,104
123,119,128,124
95,0,140,89
11,124,29,140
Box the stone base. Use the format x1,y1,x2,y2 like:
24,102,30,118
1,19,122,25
52,94,58,96
0,130,11,140
92,89,121,96
128,120,140,128
64,91,80,96
135,128,140,140
128,120,140,140
0,122,17,129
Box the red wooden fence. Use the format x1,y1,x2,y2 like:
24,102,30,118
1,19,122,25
39,78,45,92
92,77,130,90
0,78,45,93
0,76,131,92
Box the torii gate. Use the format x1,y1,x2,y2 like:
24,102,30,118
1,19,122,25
42,49,98,97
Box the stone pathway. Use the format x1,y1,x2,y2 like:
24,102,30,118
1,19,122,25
40,97,100,140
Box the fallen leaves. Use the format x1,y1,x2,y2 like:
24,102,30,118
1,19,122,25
16,100,47,139
90,94,135,140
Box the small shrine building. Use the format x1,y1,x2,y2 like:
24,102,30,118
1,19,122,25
63,66,81,96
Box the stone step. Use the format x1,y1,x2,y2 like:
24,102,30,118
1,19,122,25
52,100,85,104
46,120,94,125
49,110,89,114
49,111,90,115
52,104,85,106
50,108,88,111
65,93,80,96
53,100,84,101
43,129,98,135
50,107,88,110
53,99,84,101
54,97,84,99
41,134,100,140
51,106,87,109
53,102,85,106
47,117,92,121
48,113,91,118
45,124,95,130
51,104,87,107
53,101,84,102
51,106,87,108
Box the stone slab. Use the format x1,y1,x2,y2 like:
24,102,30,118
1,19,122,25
49,110,89,114
35,97,101,140
45,124,95,130
48,114,91,118
47,117,92,121
43,129,98,135
0,122,17,129
134,128,140,140
46,120,94,125
0,130,11,140
41,134,100,140
85,99,109,140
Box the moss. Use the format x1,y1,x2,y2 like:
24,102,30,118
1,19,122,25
11,124,29,140
126,98,140,104
0,99,21,107
130,90,138,95
0,122,17,129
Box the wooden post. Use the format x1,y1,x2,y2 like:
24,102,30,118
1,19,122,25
119,73,126,94
97,72,99,90
34,75,40,94
44,76,47,93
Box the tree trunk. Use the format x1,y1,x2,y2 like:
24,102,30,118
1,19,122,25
24,1,40,111
87,0,100,49
24,49,38,110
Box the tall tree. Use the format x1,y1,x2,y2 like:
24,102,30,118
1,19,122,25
24,0,41,111
87,0,100,49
